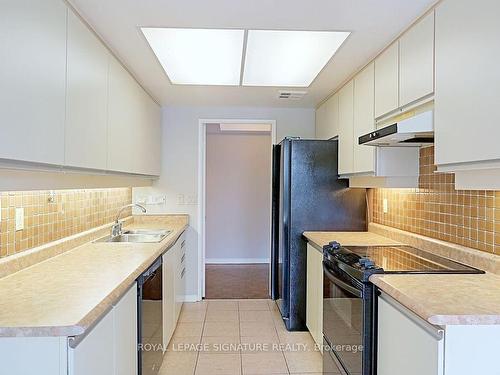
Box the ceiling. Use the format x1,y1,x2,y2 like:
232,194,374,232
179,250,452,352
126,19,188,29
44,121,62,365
68,0,437,108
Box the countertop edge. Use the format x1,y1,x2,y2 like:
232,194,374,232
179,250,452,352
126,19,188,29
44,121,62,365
303,231,401,251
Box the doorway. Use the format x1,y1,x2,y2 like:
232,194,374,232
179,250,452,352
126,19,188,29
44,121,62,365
198,120,276,299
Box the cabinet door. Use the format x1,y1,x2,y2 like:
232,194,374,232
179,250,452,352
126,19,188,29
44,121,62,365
114,284,138,375
176,234,186,319
399,11,435,107
108,57,161,175
69,310,114,375
353,63,376,174
377,294,444,375
136,91,161,176
162,248,176,348
374,42,399,118
435,0,500,166
338,81,354,175
314,248,323,348
316,94,339,140
65,10,109,170
306,244,323,348
107,57,141,174
306,244,317,338
315,103,328,140
0,0,66,165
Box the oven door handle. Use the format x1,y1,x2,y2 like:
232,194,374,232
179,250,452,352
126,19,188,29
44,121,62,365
323,263,363,298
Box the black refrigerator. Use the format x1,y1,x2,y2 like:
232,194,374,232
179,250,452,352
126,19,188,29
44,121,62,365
271,138,367,331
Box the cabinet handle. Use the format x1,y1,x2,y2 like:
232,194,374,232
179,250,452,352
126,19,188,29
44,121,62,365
181,268,186,278
181,240,186,248
181,253,186,263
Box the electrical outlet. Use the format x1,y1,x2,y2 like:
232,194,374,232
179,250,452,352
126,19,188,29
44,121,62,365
15,208,24,231
383,199,388,214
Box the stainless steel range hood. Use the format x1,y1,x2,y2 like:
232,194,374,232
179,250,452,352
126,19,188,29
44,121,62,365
359,110,434,147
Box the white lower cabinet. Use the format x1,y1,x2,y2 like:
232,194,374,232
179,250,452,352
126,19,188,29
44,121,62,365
113,285,138,375
378,293,500,375
69,283,138,375
378,294,444,375
163,232,187,348
69,307,115,375
162,245,176,348
176,235,187,321
306,244,323,349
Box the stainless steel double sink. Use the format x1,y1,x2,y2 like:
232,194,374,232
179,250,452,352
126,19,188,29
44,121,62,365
95,229,172,243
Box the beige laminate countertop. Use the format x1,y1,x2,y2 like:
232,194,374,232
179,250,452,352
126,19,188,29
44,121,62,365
0,215,188,337
303,231,401,250
371,273,500,325
304,230,500,326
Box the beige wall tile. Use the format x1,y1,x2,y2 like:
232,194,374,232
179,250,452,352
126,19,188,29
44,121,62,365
371,146,499,255
0,188,132,258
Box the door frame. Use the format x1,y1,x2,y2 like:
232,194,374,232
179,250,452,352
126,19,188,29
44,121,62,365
197,119,277,300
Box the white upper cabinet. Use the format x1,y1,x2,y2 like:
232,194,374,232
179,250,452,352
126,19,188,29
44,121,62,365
65,11,109,170
0,0,67,165
315,94,339,140
107,58,140,174
315,103,328,139
136,90,161,176
338,81,354,175
353,62,376,174
108,57,161,176
374,42,399,118
0,1,160,178
399,11,435,107
435,0,500,168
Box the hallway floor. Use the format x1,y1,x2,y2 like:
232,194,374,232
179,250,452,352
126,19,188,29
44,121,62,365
158,299,325,375
205,264,269,299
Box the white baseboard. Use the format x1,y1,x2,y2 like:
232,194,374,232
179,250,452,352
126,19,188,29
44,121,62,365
205,258,270,264
183,294,200,302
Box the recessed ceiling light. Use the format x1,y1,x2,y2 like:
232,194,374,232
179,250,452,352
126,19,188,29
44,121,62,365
141,28,245,85
243,30,350,87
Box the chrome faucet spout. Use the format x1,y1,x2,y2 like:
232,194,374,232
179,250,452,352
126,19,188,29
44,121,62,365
111,204,147,237
115,203,146,223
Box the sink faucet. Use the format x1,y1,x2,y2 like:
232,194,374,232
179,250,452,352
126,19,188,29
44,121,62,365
111,204,147,237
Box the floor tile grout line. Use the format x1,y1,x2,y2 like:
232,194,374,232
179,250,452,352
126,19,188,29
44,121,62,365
192,303,207,375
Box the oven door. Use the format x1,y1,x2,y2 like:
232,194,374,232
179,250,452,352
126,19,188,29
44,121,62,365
323,261,364,375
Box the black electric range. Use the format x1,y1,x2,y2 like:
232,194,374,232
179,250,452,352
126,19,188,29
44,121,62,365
322,241,484,375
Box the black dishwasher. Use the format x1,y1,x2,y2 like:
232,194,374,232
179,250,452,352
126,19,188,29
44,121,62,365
137,257,163,375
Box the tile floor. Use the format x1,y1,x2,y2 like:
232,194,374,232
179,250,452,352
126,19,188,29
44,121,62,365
158,299,323,375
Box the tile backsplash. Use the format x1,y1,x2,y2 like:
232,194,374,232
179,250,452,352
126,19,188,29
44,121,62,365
371,146,500,254
0,188,132,257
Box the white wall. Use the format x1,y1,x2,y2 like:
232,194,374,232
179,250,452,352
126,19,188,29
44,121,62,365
133,106,315,299
205,125,272,263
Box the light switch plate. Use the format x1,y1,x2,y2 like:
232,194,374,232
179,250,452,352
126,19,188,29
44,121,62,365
15,208,24,231
383,199,388,214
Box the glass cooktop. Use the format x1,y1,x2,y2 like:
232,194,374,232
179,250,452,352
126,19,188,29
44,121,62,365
341,245,484,274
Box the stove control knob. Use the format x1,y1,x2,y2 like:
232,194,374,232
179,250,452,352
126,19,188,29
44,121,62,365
329,241,341,250
358,258,375,269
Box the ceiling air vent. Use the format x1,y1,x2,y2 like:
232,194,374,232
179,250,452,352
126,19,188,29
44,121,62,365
278,90,307,100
